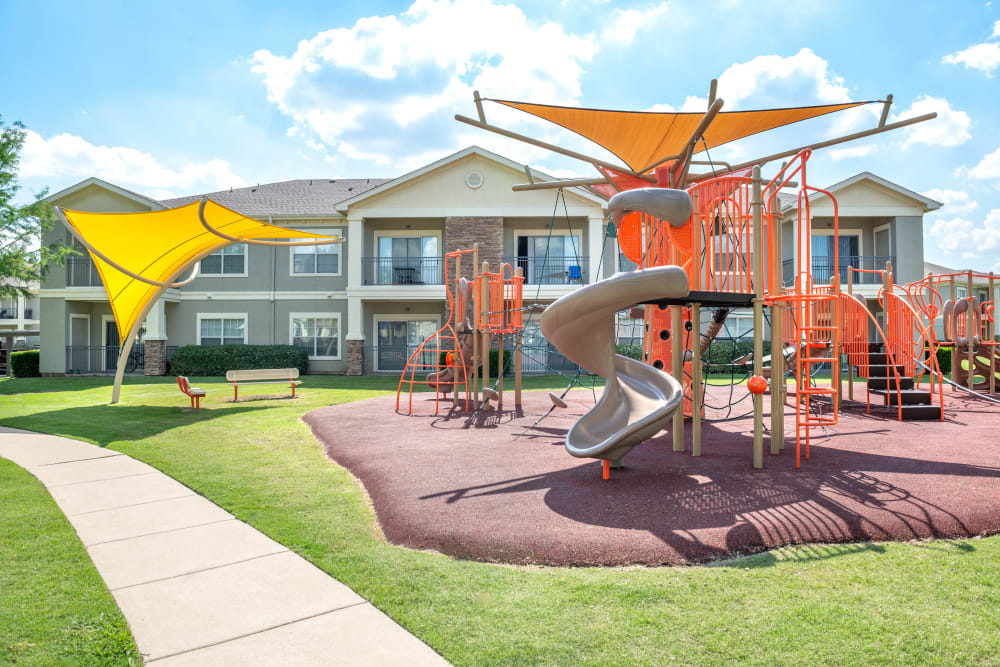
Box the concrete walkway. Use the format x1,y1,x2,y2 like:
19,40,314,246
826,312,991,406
0,427,448,665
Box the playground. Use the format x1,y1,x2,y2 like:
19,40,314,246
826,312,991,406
308,387,1000,566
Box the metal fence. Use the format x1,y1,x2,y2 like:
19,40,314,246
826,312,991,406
361,257,444,286
813,255,895,285
65,344,145,374
503,256,589,285
66,257,104,287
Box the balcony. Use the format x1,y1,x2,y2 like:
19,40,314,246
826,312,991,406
361,257,444,286
781,255,896,286
66,257,104,287
504,256,589,285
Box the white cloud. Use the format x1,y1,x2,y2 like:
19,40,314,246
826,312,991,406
928,209,1000,255
942,22,1000,75
604,3,670,43
830,144,876,161
713,48,850,108
250,0,597,167
923,188,978,214
890,96,971,148
966,145,1000,180
942,42,1000,75
19,130,248,198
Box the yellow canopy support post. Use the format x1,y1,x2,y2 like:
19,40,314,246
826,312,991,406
55,198,342,404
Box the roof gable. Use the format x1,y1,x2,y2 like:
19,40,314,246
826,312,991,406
337,146,606,213
783,172,941,217
44,177,163,211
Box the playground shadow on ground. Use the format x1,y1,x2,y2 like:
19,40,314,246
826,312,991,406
0,403,276,448
415,421,1000,566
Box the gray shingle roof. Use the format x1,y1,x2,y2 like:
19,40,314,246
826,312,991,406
160,178,390,217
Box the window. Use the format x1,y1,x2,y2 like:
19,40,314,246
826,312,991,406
375,318,437,371
375,235,439,284
615,312,645,346
515,234,583,284
291,314,340,359
0,297,15,320
199,315,246,346
201,244,246,275
293,244,340,275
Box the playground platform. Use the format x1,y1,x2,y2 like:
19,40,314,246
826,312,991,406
305,389,1000,566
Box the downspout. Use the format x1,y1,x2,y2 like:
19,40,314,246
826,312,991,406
269,216,277,344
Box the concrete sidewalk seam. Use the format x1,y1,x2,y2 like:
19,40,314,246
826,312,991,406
143,601,371,664
108,547,291,592
35,452,124,467
67,493,194,517
47,470,161,488
84,518,237,547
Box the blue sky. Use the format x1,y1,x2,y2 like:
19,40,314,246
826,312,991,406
3,0,999,269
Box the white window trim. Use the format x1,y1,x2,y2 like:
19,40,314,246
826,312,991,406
290,311,343,361
372,313,441,373
197,312,248,346
199,243,249,278
289,228,344,277
69,313,90,347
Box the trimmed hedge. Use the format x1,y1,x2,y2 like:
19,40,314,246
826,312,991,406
168,345,308,377
439,349,513,376
615,344,643,360
10,350,40,377
934,345,952,374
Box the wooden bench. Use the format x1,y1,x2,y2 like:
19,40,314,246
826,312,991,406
176,376,206,410
225,368,302,401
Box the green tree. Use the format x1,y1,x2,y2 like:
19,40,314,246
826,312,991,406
1,116,73,298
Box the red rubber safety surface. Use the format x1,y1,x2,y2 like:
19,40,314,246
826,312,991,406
304,389,1000,566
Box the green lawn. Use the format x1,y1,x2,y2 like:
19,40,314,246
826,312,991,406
0,458,140,665
1,374,998,665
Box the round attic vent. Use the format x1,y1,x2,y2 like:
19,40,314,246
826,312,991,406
465,171,484,189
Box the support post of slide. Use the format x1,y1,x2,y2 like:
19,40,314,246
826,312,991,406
671,304,684,453
832,275,842,414
498,333,504,411
751,165,765,468
951,275,958,386
482,262,491,406
515,267,524,408
770,188,785,454
847,268,854,402
990,272,996,395
472,245,480,405
692,303,702,456
969,269,976,392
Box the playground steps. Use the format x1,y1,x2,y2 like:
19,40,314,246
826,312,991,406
858,342,941,421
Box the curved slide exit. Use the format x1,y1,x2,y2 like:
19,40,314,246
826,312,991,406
540,266,691,465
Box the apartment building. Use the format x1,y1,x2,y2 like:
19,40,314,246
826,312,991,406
40,147,609,376
38,146,941,376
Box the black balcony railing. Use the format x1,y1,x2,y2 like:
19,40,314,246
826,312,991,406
65,344,144,374
813,255,895,285
361,257,444,285
66,257,104,287
504,256,589,285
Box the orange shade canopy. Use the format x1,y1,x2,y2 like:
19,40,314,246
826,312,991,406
489,98,873,173
60,200,341,340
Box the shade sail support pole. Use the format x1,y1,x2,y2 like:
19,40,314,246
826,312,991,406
454,114,656,182
687,112,937,180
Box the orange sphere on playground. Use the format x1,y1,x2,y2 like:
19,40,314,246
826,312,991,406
748,375,767,394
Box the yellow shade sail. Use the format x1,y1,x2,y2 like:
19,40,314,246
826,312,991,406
489,98,873,173
60,200,341,340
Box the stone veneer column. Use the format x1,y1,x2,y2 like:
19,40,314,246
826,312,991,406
444,216,503,279
346,339,364,376
144,339,167,376
143,298,167,376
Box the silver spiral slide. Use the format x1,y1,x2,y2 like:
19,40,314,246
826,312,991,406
540,187,693,466
540,266,690,465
